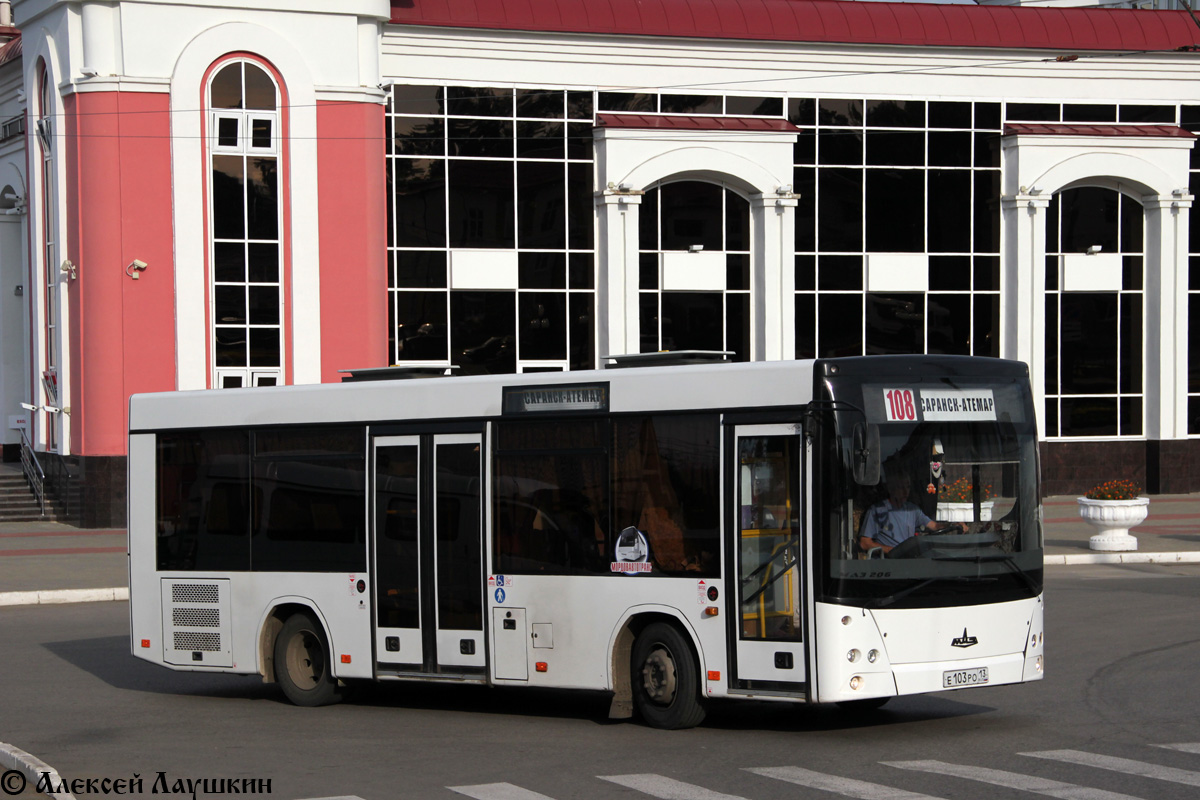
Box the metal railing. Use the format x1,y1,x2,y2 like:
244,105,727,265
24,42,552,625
19,427,46,517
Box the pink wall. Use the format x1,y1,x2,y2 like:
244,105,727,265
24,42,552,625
64,91,176,456
317,100,387,382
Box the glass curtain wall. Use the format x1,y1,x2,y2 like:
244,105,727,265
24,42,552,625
792,98,1003,360
386,86,596,374
1044,187,1144,437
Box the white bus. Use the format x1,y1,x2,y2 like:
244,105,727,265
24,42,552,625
128,355,1044,729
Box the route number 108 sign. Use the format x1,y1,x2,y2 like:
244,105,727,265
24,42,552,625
884,388,917,422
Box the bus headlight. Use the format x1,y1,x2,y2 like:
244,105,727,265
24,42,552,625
847,649,861,663
849,675,863,690
867,649,879,663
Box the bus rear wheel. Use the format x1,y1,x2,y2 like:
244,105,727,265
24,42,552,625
631,622,706,729
274,611,344,707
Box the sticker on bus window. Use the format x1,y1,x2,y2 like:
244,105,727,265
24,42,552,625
611,526,651,574
882,388,919,422
920,389,996,421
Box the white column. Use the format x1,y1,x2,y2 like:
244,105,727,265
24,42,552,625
1143,189,1193,441
1001,189,1050,437
750,192,797,361
595,190,641,359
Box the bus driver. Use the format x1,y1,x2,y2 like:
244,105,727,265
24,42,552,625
858,472,961,556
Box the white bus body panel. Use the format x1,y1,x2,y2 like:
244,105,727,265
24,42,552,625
813,596,1044,704
484,575,727,696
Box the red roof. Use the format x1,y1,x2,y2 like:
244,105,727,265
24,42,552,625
389,0,1200,52
0,33,20,68
1004,123,1196,138
597,114,800,132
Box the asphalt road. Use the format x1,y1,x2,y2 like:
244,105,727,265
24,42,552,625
3,564,1200,800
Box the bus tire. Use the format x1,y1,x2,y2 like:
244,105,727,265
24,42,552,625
631,622,706,729
274,611,343,707
836,696,890,712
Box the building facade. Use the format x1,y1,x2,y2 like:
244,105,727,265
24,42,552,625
2,0,1200,525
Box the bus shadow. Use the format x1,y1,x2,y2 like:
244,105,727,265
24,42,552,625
42,635,276,700
43,635,996,730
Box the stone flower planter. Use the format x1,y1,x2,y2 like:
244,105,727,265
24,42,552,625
936,501,994,523
1077,496,1149,552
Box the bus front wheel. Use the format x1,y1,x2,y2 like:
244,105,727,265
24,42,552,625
631,622,706,729
274,611,344,707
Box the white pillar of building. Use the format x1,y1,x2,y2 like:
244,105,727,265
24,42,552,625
1000,188,1050,436
1143,189,1193,440
751,192,797,361
595,189,641,359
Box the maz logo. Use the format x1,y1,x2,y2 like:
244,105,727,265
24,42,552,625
951,628,979,648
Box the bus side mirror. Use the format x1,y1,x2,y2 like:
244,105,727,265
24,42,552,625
852,422,880,486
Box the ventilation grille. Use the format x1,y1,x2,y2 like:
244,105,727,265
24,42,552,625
174,631,221,652
172,608,220,628
160,579,232,667
172,584,219,604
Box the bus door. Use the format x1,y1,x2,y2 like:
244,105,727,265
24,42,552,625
729,424,807,687
372,433,486,677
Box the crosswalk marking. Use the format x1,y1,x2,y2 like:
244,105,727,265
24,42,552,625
1022,750,1200,787
745,766,944,799
1154,743,1200,755
884,759,1143,800
599,774,750,800
449,784,557,800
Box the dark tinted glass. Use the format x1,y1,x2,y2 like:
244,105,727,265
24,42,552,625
866,130,923,166
248,327,279,367
794,167,815,251
451,291,516,375
819,99,862,126
518,292,567,360
974,294,999,358
975,103,1001,130
973,171,1000,252
927,131,971,167
449,160,514,248
394,159,446,247
211,155,245,239
1119,105,1174,123
248,287,278,325
395,291,448,362
1063,104,1116,122
518,161,566,249
394,250,447,289
210,64,242,109
727,293,750,362
566,91,594,119
392,85,445,115
818,169,862,251
726,189,750,251
516,88,564,119
567,163,593,249
661,94,721,114
927,293,970,356
795,255,816,291
661,292,724,352
1006,103,1059,122
392,117,444,156
248,243,278,283
929,102,972,129
929,256,970,291
660,181,722,251
927,170,971,252
795,294,815,359
866,100,924,128
1060,293,1118,394
1059,187,1119,253
1061,397,1118,437
448,118,512,158
436,442,484,629
569,253,594,289
214,328,246,367
447,86,512,117
865,293,924,355
866,170,923,252
788,98,816,127
376,444,419,630
569,293,595,369
727,96,782,116
517,121,564,159
156,430,251,571
215,286,245,325
818,130,862,165
214,242,244,283
1121,293,1143,394
246,158,278,240
818,294,862,357
519,252,566,289
598,92,655,112
818,255,862,291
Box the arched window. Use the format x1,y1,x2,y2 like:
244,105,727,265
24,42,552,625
207,59,282,388
638,180,751,359
1045,187,1144,437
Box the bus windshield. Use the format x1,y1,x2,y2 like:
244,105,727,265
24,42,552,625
816,366,1043,609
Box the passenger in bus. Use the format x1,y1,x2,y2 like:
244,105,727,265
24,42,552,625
858,472,962,556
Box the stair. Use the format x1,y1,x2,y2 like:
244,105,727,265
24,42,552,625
0,467,59,522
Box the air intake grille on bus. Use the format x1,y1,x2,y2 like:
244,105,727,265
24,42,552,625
172,584,219,604
173,631,221,652
172,607,221,628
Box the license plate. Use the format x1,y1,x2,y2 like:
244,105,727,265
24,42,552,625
942,666,988,688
